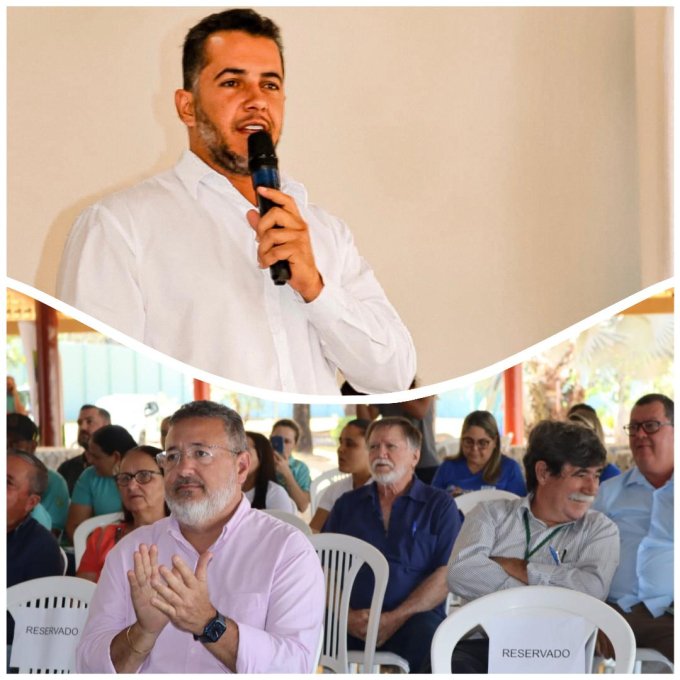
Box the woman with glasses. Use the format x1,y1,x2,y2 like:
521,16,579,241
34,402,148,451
77,445,168,582
243,432,297,512
432,410,527,497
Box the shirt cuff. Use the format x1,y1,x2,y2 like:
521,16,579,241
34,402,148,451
527,562,557,586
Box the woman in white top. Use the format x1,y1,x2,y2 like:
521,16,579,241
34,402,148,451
244,431,297,512
309,419,372,532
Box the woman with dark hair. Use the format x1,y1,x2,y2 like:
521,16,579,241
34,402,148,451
65,424,137,541
77,445,168,582
244,431,296,512
309,419,373,532
432,410,526,496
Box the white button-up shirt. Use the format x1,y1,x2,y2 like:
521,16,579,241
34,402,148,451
57,151,416,395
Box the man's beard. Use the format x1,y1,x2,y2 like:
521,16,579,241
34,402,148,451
194,100,249,176
166,474,237,528
370,459,407,486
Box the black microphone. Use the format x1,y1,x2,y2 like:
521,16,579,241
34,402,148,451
248,130,291,285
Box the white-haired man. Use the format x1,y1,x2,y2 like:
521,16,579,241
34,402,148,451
76,400,324,673
323,416,461,673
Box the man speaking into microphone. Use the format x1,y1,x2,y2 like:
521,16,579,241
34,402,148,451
57,8,415,395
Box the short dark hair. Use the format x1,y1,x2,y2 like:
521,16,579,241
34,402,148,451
91,425,137,456
633,393,674,425
169,400,248,452
182,8,284,90
7,413,39,442
8,450,49,497
271,418,300,444
343,418,371,437
366,416,422,452
80,404,112,423
523,420,606,493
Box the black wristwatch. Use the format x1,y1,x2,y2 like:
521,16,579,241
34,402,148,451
193,610,227,644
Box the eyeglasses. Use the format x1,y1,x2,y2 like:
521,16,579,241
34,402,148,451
156,444,238,470
115,470,163,487
623,420,673,435
461,437,493,451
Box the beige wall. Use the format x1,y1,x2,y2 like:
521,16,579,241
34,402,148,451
8,7,671,387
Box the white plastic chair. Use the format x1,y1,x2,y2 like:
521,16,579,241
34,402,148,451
7,575,97,672
634,648,674,673
73,511,124,569
310,468,350,515
453,488,519,515
263,509,313,537
58,546,69,575
310,533,388,673
430,586,636,674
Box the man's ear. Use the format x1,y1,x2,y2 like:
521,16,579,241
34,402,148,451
175,89,196,127
25,493,41,514
535,460,550,485
236,450,250,483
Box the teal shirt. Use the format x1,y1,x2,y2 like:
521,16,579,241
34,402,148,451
42,468,70,531
30,502,53,530
71,466,122,515
276,456,311,492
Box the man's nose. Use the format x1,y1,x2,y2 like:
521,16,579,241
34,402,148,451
583,475,599,494
243,82,266,110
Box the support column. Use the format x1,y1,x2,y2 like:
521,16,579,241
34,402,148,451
503,365,524,445
193,379,211,401
35,301,63,446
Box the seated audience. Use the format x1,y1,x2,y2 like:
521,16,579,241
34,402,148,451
566,402,620,482
159,415,171,450
76,400,324,673
66,425,137,540
447,419,619,672
7,413,70,535
7,452,64,655
6,375,27,415
77,446,168,582
243,432,296,512
309,418,372,532
432,411,526,497
58,404,111,495
323,416,461,673
593,393,674,662
270,418,311,512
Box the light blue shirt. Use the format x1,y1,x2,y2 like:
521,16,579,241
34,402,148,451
593,466,673,617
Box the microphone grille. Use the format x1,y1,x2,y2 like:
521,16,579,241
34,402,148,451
248,131,277,171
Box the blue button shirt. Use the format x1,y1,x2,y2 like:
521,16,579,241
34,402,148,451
593,467,673,616
431,454,527,496
322,478,461,614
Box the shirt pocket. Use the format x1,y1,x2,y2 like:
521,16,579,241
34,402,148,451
398,530,439,573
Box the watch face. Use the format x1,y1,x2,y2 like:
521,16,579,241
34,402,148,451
205,615,227,643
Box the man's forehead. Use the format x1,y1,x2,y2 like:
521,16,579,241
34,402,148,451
369,426,406,443
631,401,666,421
166,417,228,442
201,30,283,76
561,463,603,475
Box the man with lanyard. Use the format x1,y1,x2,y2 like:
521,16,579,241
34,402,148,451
446,419,620,672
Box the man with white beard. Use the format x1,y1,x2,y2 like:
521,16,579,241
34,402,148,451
76,401,324,673
446,419,620,673
322,416,461,673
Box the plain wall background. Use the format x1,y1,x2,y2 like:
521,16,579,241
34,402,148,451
8,7,672,388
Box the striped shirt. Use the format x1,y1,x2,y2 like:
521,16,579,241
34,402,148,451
447,495,619,601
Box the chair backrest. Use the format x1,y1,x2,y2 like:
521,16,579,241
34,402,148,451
310,468,351,514
7,575,97,673
263,509,313,537
73,512,124,568
310,533,389,673
430,586,636,674
58,546,69,575
454,488,519,515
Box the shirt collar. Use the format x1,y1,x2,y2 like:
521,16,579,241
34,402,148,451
624,465,674,491
369,474,427,504
174,149,309,208
518,493,582,530
167,493,252,552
